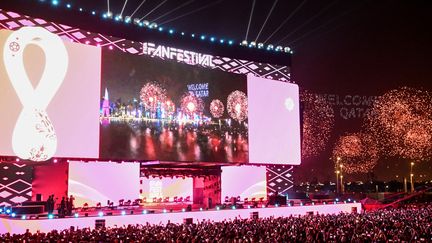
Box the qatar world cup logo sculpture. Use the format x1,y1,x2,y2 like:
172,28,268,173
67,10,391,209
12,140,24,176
3,27,68,161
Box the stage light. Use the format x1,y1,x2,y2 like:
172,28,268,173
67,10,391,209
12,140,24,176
275,204,279,207
142,20,150,26
51,0,59,6
300,203,303,206
284,47,291,53
53,159,58,163
323,202,326,205
199,208,203,211
92,11,96,15
312,202,315,205
228,40,234,45
191,33,195,38
106,11,113,18
290,50,294,54
158,27,163,32
200,35,206,40
241,40,248,46
115,15,122,21
6,209,11,214
98,212,104,217
125,16,131,23
21,215,26,220
257,43,264,49
15,158,20,162
210,37,215,42
334,201,337,204
149,22,158,29
0,208,3,213
267,44,274,50
133,18,141,25
181,32,185,36
79,8,83,12
169,29,174,34
182,208,185,212
142,210,147,214
66,3,71,8
121,211,126,215
216,206,220,210
11,213,16,218
219,39,224,43
163,209,167,213
231,205,236,210
247,205,251,209
74,213,79,218
48,214,54,219
288,203,291,207
261,205,266,208
335,198,339,202
275,45,283,52
249,41,256,48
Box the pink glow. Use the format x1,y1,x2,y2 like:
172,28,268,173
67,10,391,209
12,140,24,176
0,203,361,234
68,161,140,207
247,75,301,165
221,166,266,200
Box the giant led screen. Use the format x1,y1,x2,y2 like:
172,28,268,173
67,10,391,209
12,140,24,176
0,9,300,165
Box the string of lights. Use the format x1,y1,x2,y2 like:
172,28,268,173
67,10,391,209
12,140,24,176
37,0,293,54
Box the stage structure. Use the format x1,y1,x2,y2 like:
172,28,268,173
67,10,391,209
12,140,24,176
0,1,299,211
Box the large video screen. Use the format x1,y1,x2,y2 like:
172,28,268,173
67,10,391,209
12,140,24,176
0,9,300,165
139,177,193,201
221,166,267,200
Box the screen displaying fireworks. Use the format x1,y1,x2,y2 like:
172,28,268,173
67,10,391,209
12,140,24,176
332,132,379,174
365,87,432,161
100,50,248,163
300,90,335,159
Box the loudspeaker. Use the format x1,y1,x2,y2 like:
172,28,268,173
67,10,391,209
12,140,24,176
95,219,105,229
36,194,42,201
250,212,259,219
183,218,193,225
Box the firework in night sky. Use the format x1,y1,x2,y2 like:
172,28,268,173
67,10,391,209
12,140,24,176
227,90,247,122
210,99,224,118
139,82,167,112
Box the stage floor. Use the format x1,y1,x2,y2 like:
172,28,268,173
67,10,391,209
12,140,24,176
0,203,361,234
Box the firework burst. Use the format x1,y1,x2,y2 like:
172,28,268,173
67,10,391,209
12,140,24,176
162,99,176,117
227,90,248,122
300,90,335,159
139,82,166,112
332,132,379,174
210,99,224,118
364,87,432,160
180,92,204,117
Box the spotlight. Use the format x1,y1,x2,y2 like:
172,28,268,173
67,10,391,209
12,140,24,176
191,33,195,38
168,29,174,34
228,40,234,45
247,205,251,209
267,44,274,50
74,213,79,218
257,43,264,49
121,211,126,215
200,35,206,40
275,45,283,52
199,208,203,211
133,18,141,25
98,212,103,217
125,16,131,23
231,205,236,210
149,22,158,28
15,158,20,162
241,40,248,46
219,39,224,43
216,206,220,210
115,15,122,21
11,213,16,218
261,205,265,208
51,0,59,6
79,8,83,11
0,208,3,213
6,209,11,214
142,210,147,214
249,41,256,47
275,204,279,207
182,208,186,212
106,11,113,18
158,27,163,32
21,215,26,220
92,11,96,15
300,203,303,206
181,32,185,36
210,37,215,42
53,159,58,163
48,214,54,219
283,47,291,53
66,3,71,8
163,209,167,213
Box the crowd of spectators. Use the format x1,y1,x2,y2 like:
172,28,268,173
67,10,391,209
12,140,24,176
1,204,432,242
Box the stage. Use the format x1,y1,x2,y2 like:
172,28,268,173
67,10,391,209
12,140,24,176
0,203,361,234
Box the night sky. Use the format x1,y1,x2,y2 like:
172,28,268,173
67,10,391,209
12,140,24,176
6,0,432,181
